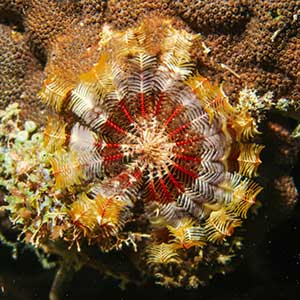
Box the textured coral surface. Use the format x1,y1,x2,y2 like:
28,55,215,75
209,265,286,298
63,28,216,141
0,0,299,299
1,0,300,112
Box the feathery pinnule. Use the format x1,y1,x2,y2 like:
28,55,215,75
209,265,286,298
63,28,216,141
167,219,206,249
38,75,74,111
146,243,181,265
49,150,84,189
237,143,264,178
43,118,67,152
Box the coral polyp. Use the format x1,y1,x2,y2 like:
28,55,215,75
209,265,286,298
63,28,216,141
2,18,265,290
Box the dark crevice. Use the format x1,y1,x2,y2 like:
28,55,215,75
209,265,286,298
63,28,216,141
291,146,300,190
28,40,48,70
0,9,25,33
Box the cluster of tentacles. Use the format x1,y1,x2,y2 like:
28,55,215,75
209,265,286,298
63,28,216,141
38,18,263,263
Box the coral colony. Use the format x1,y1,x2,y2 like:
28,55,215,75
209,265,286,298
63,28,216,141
0,18,266,290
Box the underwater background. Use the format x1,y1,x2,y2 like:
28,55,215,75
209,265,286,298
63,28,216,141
1,210,300,299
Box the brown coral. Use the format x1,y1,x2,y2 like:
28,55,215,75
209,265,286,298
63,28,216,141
274,176,299,213
173,0,250,33
105,0,174,29
2,0,300,112
0,23,44,121
25,0,80,52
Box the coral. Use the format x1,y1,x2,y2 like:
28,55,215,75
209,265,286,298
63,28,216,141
265,119,300,166
0,24,43,106
0,25,25,107
274,176,298,213
2,0,300,116
0,23,44,123
278,37,300,79
105,0,174,29
1,19,266,294
172,0,250,33
175,0,300,106
0,0,300,298
25,0,80,52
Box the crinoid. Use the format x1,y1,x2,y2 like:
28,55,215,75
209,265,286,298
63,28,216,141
36,17,264,286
